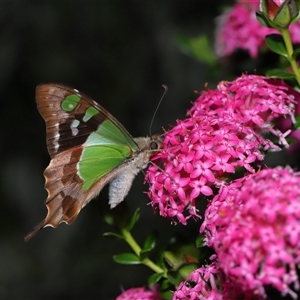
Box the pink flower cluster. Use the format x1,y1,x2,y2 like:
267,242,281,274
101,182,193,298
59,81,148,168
201,167,300,299
173,259,265,300
172,261,223,300
116,287,162,300
215,0,300,58
146,75,295,225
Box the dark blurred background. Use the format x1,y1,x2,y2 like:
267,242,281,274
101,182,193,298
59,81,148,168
0,1,234,299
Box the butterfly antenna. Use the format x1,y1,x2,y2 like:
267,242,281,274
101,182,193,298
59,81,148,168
149,84,168,136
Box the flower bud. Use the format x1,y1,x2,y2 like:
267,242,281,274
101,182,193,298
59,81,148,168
259,0,299,28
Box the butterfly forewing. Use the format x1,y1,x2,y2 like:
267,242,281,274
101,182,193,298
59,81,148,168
36,84,138,157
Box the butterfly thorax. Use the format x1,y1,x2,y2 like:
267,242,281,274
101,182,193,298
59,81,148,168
107,134,162,208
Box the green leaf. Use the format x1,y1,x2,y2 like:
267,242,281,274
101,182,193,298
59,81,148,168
266,69,296,79
148,272,164,285
195,235,205,248
176,34,216,64
256,10,284,29
178,264,198,279
140,232,157,259
125,208,140,231
113,253,141,264
281,77,300,90
103,232,124,239
143,232,157,251
290,0,300,24
157,249,168,271
292,47,300,59
164,237,199,269
265,34,287,57
273,0,299,28
160,289,173,300
294,114,300,129
167,264,199,287
160,279,174,299
161,278,171,290
286,136,296,145
256,11,273,28
167,269,185,286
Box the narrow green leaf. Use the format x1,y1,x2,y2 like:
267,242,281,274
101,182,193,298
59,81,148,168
126,208,140,231
292,47,300,59
266,69,296,79
143,232,157,251
148,272,164,286
140,232,156,259
103,232,124,239
113,253,141,264
140,232,157,259
265,34,287,57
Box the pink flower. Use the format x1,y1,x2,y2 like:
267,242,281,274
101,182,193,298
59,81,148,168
215,0,300,58
146,75,295,225
202,167,300,299
116,287,162,300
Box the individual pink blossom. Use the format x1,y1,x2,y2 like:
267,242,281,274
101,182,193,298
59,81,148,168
116,286,162,300
146,75,295,225
215,0,300,58
201,167,300,299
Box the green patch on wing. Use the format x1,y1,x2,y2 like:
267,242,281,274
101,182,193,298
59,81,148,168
78,119,138,190
61,94,81,111
83,106,99,122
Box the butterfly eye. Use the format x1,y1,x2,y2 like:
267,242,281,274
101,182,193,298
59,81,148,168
150,141,158,150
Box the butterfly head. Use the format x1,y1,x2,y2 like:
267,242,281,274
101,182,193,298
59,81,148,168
150,134,163,150
133,134,162,155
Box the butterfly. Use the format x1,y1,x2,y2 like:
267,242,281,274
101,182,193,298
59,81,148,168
25,83,162,241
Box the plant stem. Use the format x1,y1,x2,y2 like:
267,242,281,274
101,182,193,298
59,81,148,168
121,228,166,275
281,27,300,86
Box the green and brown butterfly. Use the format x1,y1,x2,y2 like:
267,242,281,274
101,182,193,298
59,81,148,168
25,83,162,241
